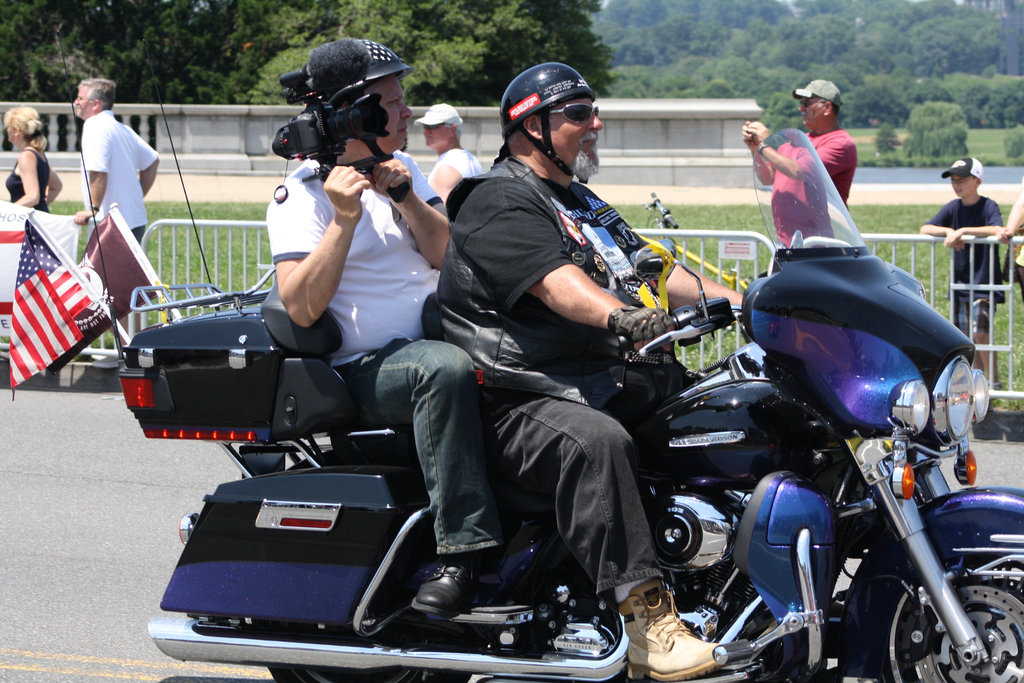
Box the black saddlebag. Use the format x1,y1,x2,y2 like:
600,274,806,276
160,466,431,625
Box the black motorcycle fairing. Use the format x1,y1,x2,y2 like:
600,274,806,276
741,251,973,436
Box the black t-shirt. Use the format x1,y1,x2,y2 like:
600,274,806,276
451,175,645,310
928,196,1003,303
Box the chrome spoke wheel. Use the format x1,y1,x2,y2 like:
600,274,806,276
889,575,1024,683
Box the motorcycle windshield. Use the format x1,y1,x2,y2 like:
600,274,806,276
753,128,864,251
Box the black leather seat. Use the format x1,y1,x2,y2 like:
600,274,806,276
260,284,357,438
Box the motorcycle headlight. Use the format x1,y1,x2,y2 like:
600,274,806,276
972,369,990,423
891,380,929,434
932,357,975,444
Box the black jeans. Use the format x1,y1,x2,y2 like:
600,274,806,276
482,390,662,594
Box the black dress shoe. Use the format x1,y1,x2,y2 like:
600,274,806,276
411,560,475,618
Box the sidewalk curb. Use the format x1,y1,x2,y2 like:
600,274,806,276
3,359,1021,442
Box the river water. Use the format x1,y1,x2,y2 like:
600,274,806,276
857,166,1024,184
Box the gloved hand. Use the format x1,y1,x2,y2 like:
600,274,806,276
607,306,674,343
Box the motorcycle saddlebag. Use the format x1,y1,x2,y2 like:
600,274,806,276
160,466,431,625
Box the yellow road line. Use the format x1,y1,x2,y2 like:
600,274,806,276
0,647,271,679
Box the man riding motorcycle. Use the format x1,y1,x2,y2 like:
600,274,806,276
265,37,503,619
437,61,741,681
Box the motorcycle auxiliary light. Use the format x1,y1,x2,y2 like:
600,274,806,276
932,357,975,445
972,369,990,423
891,380,929,434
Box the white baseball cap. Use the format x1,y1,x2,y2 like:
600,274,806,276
414,103,462,127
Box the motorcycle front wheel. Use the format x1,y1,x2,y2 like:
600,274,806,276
269,668,470,683
885,564,1024,683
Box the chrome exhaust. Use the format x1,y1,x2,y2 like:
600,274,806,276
149,616,628,680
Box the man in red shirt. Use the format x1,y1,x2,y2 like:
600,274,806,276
742,79,857,205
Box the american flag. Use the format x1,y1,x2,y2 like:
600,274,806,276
9,221,96,388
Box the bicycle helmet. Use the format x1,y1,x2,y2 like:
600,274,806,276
498,62,594,176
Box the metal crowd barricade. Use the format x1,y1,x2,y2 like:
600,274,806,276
50,223,1021,401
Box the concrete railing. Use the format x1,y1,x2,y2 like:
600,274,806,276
0,99,763,187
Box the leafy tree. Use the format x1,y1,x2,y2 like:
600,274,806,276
1004,125,1024,161
286,0,612,107
875,123,899,156
760,91,802,132
903,101,968,160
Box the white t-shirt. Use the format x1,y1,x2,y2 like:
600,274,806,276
80,110,160,228
427,148,483,186
266,151,441,366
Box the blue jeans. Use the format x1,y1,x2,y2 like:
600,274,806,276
336,338,503,555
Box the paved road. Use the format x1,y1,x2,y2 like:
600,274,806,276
0,390,1021,681
0,390,268,681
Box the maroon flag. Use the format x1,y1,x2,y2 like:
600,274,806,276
9,221,109,389
78,214,152,322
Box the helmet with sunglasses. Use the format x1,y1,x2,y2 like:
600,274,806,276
500,62,594,138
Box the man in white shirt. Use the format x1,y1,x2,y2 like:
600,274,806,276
415,103,483,203
72,78,159,243
266,39,503,618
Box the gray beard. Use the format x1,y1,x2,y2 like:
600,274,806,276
572,148,599,182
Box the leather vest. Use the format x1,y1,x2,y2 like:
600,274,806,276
439,158,643,409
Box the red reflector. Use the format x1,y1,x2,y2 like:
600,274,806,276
143,427,260,442
280,517,333,529
121,378,154,408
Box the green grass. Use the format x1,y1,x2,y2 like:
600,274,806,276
847,127,1016,166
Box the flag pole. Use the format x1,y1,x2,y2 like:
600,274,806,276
56,28,123,358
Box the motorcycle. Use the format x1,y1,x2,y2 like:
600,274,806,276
119,129,1023,683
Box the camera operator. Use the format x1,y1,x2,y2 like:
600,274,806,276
266,38,503,618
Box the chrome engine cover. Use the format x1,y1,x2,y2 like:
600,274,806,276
652,494,735,570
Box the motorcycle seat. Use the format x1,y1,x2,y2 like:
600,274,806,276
261,283,343,357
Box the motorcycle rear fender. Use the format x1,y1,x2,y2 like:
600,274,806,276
840,486,1024,679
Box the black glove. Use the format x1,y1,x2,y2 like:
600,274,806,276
607,306,673,343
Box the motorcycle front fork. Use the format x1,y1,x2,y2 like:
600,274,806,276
852,438,989,668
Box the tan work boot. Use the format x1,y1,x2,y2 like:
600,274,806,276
618,579,720,681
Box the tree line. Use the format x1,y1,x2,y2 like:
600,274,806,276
4,0,1022,164
598,0,1024,133
0,0,610,109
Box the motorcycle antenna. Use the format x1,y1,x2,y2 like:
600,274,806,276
56,27,124,357
143,37,213,286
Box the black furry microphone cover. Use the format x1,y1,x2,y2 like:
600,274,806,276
307,39,370,93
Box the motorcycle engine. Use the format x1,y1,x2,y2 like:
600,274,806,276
651,494,735,570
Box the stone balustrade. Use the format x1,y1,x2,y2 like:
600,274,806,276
0,98,763,187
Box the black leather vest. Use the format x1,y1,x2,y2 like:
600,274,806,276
438,159,641,409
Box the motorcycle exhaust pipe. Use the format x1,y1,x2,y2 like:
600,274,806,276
149,616,629,680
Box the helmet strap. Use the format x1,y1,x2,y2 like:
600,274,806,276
526,111,575,178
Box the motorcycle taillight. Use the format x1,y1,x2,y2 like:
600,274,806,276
121,377,154,408
142,427,263,442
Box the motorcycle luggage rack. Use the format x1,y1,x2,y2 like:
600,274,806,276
130,270,276,317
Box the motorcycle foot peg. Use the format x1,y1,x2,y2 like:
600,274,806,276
713,640,754,665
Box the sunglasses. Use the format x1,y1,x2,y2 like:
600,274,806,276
550,102,599,124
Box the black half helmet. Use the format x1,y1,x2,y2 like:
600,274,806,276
304,38,413,104
500,62,594,138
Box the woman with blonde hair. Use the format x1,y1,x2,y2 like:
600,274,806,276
4,106,62,211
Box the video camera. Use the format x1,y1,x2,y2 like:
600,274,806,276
272,70,391,169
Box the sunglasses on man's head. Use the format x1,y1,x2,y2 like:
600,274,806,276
550,102,599,124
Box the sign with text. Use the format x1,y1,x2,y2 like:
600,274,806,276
0,203,80,335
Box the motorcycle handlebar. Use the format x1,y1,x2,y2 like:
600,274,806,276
636,297,738,356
